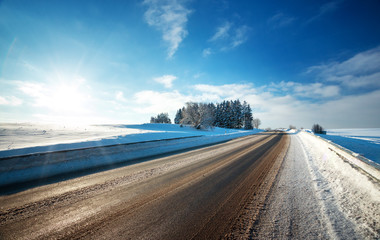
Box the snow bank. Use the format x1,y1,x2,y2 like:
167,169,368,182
0,123,147,151
0,124,263,187
0,123,253,158
298,132,380,238
317,128,380,164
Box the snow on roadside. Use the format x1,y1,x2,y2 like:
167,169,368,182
298,131,380,239
318,128,380,164
0,123,260,158
327,128,380,144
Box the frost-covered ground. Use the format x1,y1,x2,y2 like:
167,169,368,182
318,128,380,164
254,131,380,239
0,123,259,158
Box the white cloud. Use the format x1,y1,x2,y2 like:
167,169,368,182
154,74,177,88
193,72,204,79
230,25,250,48
0,96,23,106
115,91,127,102
18,82,46,103
194,83,257,99
189,82,378,128
193,84,305,127
208,21,250,51
133,88,226,115
143,0,191,58
8,79,102,124
0,96,7,105
270,81,340,98
202,48,212,57
101,77,379,128
21,60,43,74
268,13,295,28
17,79,92,114
294,83,340,98
306,0,342,24
307,46,380,88
209,21,231,42
132,85,256,120
315,90,380,128
133,90,189,114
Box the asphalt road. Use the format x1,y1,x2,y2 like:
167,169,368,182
0,132,289,239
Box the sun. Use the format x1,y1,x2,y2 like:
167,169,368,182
51,83,87,113
40,76,94,125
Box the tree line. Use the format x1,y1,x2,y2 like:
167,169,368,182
173,100,260,130
312,123,324,134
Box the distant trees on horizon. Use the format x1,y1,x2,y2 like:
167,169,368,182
253,118,261,129
174,99,260,130
312,124,324,134
150,113,171,124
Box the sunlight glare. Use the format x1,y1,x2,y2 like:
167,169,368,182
52,84,86,112
39,76,94,125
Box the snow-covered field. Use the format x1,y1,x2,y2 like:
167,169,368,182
316,128,380,165
0,123,259,158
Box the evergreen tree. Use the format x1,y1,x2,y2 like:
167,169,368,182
243,102,253,129
173,99,255,130
174,108,183,124
233,100,243,128
214,103,221,127
231,100,237,128
217,101,227,128
227,100,233,128
312,124,324,134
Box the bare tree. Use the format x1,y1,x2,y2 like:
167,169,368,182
252,118,261,129
198,103,215,129
182,102,200,128
182,102,215,129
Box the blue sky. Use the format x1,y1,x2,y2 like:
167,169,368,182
1,0,380,128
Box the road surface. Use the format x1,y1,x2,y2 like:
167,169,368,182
0,132,289,239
